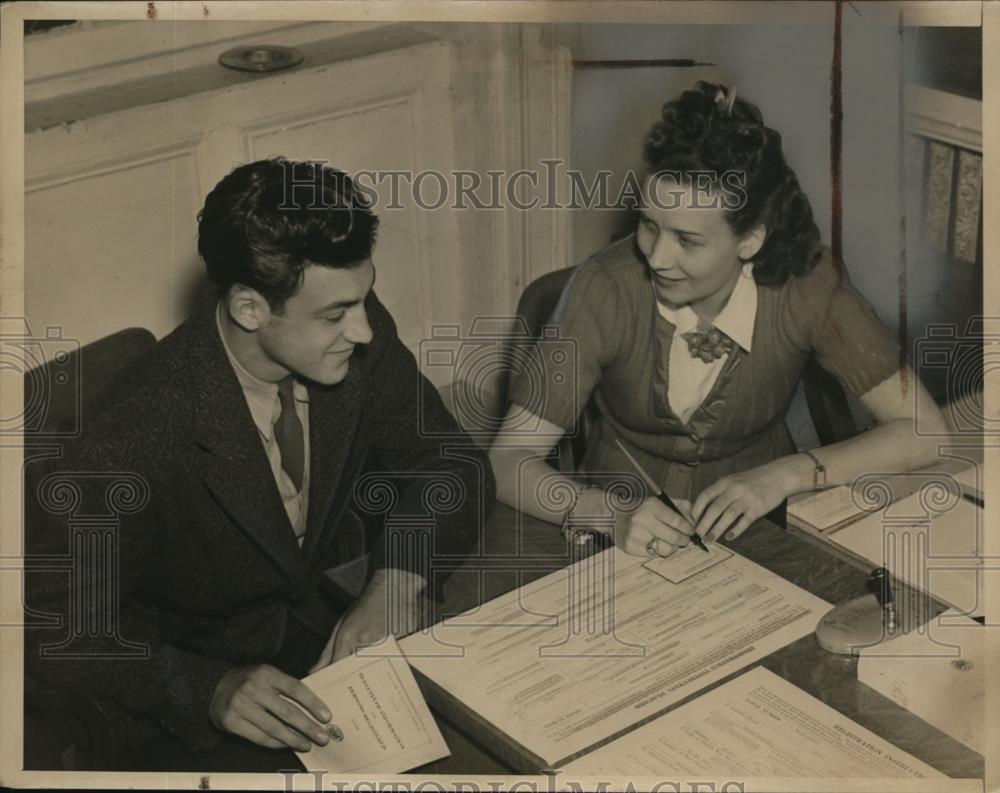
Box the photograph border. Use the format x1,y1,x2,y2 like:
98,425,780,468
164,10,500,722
1,2,994,791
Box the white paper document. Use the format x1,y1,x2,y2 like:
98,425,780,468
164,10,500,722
294,637,449,773
858,610,989,755
827,488,989,617
560,666,944,778
401,546,830,766
642,540,734,583
787,485,867,535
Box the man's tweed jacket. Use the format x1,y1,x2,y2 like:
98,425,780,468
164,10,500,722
25,292,494,753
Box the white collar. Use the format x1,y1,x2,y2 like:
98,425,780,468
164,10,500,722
215,302,308,441
655,263,757,352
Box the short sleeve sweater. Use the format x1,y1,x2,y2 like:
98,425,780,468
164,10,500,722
507,236,901,500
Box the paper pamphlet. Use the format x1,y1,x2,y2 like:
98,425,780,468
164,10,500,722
787,485,868,535
858,610,989,755
559,666,944,778
294,637,449,773
788,464,982,538
401,546,831,768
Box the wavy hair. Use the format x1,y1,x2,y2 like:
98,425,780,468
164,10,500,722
642,81,822,285
198,157,379,312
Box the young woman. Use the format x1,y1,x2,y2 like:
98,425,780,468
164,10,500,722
488,81,947,558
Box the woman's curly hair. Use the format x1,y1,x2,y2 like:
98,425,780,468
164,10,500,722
642,81,823,286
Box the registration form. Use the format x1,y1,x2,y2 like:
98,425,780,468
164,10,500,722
401,546,831,767
560,666,944,778
858,610,989,755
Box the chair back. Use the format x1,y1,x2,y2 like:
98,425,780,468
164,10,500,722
437,268,581,451
24,326,158,531
514,266,576,337
23,327,155,770
513,266,593,471
801,356,858,446
24,327,156,436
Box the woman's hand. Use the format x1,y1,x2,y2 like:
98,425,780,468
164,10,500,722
614,496,695,557
691,458,801,544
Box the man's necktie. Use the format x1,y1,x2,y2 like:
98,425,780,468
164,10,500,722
275,377,304,492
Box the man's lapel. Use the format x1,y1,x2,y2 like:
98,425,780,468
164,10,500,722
301,362,365,562
187,298,307,584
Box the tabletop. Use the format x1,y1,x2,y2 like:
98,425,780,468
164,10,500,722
414,502,985,779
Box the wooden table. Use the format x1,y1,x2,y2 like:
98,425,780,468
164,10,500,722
415,503,984,779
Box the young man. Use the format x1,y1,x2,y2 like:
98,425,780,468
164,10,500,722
25,158,493,771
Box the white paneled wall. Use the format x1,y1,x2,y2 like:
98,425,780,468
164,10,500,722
24,22,572,389
243,43,460,351
26,135,206,348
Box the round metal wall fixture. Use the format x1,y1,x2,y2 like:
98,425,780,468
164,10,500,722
218,45,304,73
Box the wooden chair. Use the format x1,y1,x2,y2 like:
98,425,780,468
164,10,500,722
512,265,859,472
23,327,156,770
23,328,156,437
511,267,599,471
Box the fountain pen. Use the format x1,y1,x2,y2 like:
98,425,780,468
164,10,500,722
615,439,710,553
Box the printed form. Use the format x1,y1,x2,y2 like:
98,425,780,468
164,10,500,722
858,610,989,755
401,546,831,767
560,666,944,778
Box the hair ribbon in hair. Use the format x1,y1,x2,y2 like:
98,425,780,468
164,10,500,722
714,85,738,115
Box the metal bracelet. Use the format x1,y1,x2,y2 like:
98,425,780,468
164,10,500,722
801,448,827,490
561,483,598,542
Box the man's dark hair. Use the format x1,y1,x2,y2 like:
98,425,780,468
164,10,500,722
197,157,379,311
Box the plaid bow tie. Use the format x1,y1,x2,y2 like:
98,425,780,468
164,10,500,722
679,326,734,363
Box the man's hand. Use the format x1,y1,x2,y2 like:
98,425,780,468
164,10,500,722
310,568,427,672
209,664,332,751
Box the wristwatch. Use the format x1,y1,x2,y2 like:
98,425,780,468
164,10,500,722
801,449,827,490
561,483,605,545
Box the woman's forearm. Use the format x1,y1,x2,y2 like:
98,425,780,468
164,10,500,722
777,417,944,498
489,446,579,525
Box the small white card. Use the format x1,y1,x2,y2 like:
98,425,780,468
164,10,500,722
787,485,865,534
642,542,733,584
294,637,449,773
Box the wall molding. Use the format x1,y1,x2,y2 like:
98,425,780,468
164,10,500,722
481,24,573,316
26,135,203,193
237,41,456,354
523,24,572,287
22,22,573,379
241,88,423,147
24,21,437,131
26,21,396,100
905,84,982,151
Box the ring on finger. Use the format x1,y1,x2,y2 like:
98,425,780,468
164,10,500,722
646,538,658,556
